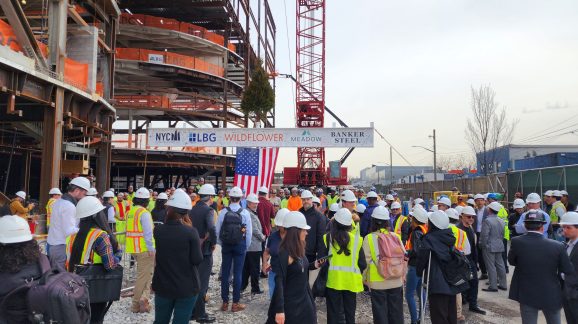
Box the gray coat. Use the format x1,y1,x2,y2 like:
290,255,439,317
247,209,266,252
480,215,505,252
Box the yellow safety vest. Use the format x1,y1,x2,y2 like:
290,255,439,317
324,231,364,293
365,228,400,282
125,206,154,254
147,199,156,211
46,198,56,227
449,224,467,252
126,192,135,203
497,207,510,240
393,215,408,240
114,201,130,245
550,201,566,223
327,195,339,206
65,228,104,270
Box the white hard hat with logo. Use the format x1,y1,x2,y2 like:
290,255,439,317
513,199,525,209
246,193,260,204
526,193,541,204
371,206,390,220
438,197,451,207
49,188,62,195
70,177,91,191
412,206,429,223
102,191,114,199
367,191,378,199
429,210,449,229
198,184,216,196
274,208,290,227
87,188,98,196
301,190,314,199
76,196,105,219
334,208,353,226
283,211,311,229
158,192,168,200
385,194,394,201
15,191,26,199
560,212,578,225
229,187,243,198
329,203,340,212
166,188,193,210
356,204,366,214
340,190,356,202
258,186,269,194
0,215,33,244
462,206,476,216
135,187,151,199
391,201,401,209
446,208,459,220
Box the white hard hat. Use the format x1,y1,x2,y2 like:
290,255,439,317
356,204,366,214
455,206,464,215
445,208,459,220
484,193,490,199
258,186,269,194
412,206,429,223
15,191,26,199
76,196,105,219
543,190,554,197
135,187,150,199
246,193,260,204
391,201,401,209
274,208,290,227
87,188,98,196
467,198,475,205
552,190,563,198
283,211,311,229
488,201,503,212
462,206,476,216
301,190,314,199
438,197,451,207
560,211,578,225
371,205,390,220
377,200,387,207
108,188,115,193
229,186,243,198
334,208,353,226
70,177,91,191
513,198,526,209
561,190,569,196
312,196,321,204
414,198,424,205
329,203,340,212
198,184,216,196
526,193,541,204
474,194,485,200
0,215,33,243
385,194,394,201
340,190,356,202
430,210,449,229
166,188,193,210
102,191,114,198
157,192,168,200
431,205,439,212
49,188,62,195
367,191,378,199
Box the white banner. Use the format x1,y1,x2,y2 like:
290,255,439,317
147,127,374,148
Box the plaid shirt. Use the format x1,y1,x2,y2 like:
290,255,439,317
93,234,119,270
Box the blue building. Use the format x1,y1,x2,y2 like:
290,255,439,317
477,145,578,174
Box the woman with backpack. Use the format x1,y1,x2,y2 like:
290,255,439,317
362,206,405,324
66,196,120,324
321,208,366,324
405,206,429,324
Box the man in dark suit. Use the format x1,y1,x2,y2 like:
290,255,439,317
508,209,574,324
561,212,578,324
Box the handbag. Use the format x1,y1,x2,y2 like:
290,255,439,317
73,264,123,303
312,233,331,298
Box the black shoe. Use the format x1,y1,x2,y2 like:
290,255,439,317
482,288,498,292
479,274,488,280
260,272,268,278
251,290,264,295
469,306,487,315
498,286,507,291
194,315,216,323
462,298,468,305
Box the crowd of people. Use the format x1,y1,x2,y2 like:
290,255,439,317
1,181,578,324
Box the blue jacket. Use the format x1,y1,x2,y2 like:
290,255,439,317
360,203,378,237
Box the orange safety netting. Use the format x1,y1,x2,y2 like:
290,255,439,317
64,58,89,89
120,13,235,52
116,48,225,77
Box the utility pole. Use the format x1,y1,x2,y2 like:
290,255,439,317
430,129,437,181
390,146,393,188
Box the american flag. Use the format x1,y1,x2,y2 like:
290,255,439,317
234,147,279,195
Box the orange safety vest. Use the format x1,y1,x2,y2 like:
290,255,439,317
125,206,154,254
405,224,428,251
114,201,130,221
65,228,105,270
46,198,56,227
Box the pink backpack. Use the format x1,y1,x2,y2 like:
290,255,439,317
375,232,407,279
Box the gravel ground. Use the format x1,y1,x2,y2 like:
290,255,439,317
105,247,554,324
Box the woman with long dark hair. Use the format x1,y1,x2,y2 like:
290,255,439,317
267,211,324,324
66,196,120,324
322,208,366,324
152,192,169,224
262,208,289,299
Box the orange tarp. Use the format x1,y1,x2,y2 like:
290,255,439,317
64,58,88,89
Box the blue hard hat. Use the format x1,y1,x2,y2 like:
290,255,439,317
487,193,499,200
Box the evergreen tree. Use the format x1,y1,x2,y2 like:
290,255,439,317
241,61,275,126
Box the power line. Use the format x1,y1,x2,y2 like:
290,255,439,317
516,113,578,143
517,122,578,144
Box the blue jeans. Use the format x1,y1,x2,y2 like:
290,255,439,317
268,271,276,299
154,294,198,324
405,265,423,323
520,303,561,324
221,242,247,303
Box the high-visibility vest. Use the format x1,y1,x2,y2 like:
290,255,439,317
280,198,288,209
147,199,155,211
327,195,339,206
405,224,428,251
497,207,510,240
324,230,364,293
550,201,566,223
393,215,408,240
65,228,105,270
46,198,56,227
449,224,467,252
126,192,135,202
365,228,400,282
114,201,130,245
125,206,154,254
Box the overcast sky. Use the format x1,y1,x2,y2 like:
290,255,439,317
267,0,578,177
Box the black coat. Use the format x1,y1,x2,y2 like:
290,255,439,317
300,207,326,258
508,232,574,310
416,228,459,296
152,220,204,298
407,226,426,267
189,202,217,256
565,241,578,300
457,223,478,263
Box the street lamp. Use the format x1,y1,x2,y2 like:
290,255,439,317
412,129,437,181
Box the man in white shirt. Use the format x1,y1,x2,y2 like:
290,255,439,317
474,193,488,280
47,176,90,269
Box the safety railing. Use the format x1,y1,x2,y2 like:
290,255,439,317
116,48,225,77
120,13,236,53
114,95,224,111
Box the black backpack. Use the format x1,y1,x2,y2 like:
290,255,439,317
219,207,245,245
439,246,472,292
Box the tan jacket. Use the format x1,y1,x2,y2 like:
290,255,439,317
362,231,404,290
9,199,33,219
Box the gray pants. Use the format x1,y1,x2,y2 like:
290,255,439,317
482,249,506,289
48,244,67,270
520,303,561,324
